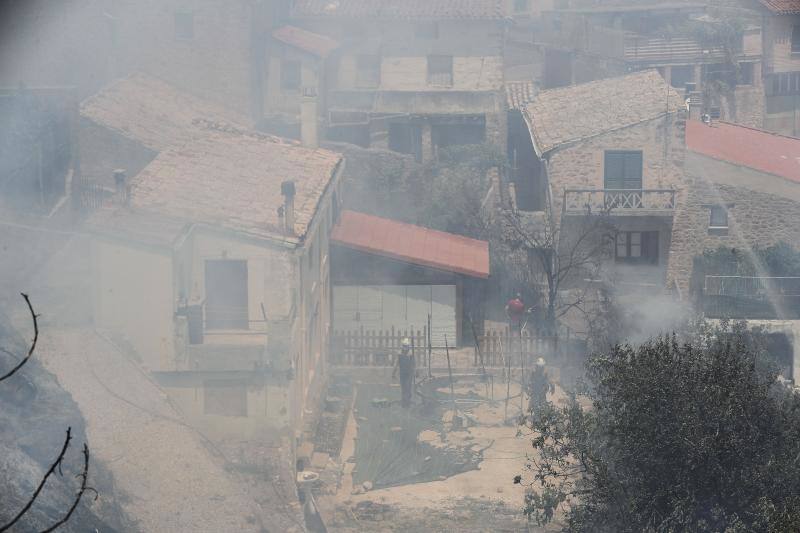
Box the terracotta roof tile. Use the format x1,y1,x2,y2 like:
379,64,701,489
758,0,800,14
331,210,490,278
521,70,683,155
292,0,504,20
686,120,800,183
272,25,340,57
80,73,250,152
106,128,342,243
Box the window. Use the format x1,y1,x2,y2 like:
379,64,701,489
356,55,381,88
738,62,754,85
204,380,247,417
793,26,800,53
174,12,194,40
709,205,728,230
669,65,694,89
615,231,659,265
415,22,439,39
427,55,453,86
204,260,248,329
514,0,529,12
604,151,643,190
281,60,301,91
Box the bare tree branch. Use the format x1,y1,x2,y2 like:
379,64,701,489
0,293,39,382
0,428,72,532
42,444,95,533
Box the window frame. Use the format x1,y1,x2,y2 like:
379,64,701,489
614,231,659,265
709,205,729,231
427,55,454,86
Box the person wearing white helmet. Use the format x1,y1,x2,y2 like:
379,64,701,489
528,357,553,413
392,337,415,408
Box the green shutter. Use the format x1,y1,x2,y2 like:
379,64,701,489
604,152,624,189
623,151,643,189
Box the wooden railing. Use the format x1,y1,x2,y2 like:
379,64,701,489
563,189,676,215
331,327,560,368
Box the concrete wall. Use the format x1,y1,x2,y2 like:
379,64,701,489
667,152,800,293
92,238,175,372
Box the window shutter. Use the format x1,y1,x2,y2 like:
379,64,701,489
604,152,624,189
623,152,643,189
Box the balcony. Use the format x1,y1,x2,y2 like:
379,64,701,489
702,276,800,320
562,189,676,216
624,34,727,66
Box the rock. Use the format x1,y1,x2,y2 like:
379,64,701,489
362,481,373,492
351,487,363,495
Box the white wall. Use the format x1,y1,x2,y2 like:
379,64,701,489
92,239,175,371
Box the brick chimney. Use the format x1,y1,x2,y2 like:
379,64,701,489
281,180,296,236
300,87,318,149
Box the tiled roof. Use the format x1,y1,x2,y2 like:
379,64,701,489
291,0,504,20
505,81,536,110
758,0,800,14
80,73,249,152
272,25,340,57
686,120,800,184
521,70,682,155
331,210,490,278
94,125,342,244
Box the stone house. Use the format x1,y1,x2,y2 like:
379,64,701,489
289,0,508,161
517,70,687,290
83,79,344,443
670,118,800,383
530,1,765,127
755,0,800,135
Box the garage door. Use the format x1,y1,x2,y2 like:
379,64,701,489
333,285,457,346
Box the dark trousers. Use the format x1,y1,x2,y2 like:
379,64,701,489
400,374,413,407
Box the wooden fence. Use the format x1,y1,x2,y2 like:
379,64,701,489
330,326,560,368
331,327,427,366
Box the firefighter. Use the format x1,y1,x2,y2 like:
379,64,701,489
392,338,415,408
528,357,554,413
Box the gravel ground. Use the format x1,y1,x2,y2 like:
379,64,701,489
35,327,300,532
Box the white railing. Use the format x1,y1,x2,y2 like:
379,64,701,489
562,189,676,214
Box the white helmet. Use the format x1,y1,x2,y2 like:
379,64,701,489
401,338,411,348
536,357,546,367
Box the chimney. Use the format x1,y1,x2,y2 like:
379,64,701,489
281,180,296,236
300,87,318,149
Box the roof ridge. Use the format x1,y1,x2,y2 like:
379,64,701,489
713,119,800,142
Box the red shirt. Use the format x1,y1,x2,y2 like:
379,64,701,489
507,298,525,324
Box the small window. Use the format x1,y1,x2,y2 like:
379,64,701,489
415,22,439,39
356,55,381,88
281,60,301,91
793,26,800,53
174,12,194,40
738,62,754,85
709,205,728,229
427,55,453,86
514,0,529,12
615,231,659,265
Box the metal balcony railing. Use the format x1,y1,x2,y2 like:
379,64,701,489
562,189,676,215
702,276,800,319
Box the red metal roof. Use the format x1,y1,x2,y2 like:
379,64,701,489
272,25,340,57
758,0,800,14
686,120,800,183
331,210,490,278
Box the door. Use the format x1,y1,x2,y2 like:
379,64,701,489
205,259,248,329
604,151,643,208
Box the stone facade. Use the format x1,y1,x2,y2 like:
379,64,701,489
667,153,800,294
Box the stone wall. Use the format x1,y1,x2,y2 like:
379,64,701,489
667,154,800,294
546,112,687,215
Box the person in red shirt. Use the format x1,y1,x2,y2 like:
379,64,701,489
505,293,525,334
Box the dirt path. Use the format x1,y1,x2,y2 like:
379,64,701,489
35,328,287,532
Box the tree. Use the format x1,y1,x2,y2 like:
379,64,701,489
520,322,800,532
501,205,617,339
